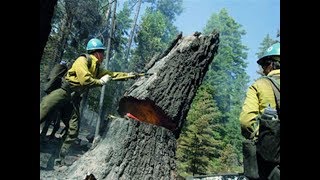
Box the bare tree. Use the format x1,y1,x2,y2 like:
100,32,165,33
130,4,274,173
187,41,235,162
95,0,117,142
125,0,142,62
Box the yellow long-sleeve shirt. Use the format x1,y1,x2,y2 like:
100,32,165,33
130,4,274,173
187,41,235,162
65,54,131,93
239,69,280,139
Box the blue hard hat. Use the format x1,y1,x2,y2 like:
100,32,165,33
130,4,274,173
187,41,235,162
257,42,280,64
86,38,106,51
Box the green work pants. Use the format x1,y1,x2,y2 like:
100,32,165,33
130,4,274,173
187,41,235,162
40,88,82,160
59,94,81,159
40,102,73,137
40,88,71,124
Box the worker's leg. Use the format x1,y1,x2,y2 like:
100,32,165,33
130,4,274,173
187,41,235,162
55,95,81,166
59,102,74,139
49,111,61,139
40,88,70,124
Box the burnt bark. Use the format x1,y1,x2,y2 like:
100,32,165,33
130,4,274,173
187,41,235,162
40,0,58,62
64,117,177,179
118,31,220,137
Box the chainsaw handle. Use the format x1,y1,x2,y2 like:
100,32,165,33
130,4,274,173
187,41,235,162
111,72,154,81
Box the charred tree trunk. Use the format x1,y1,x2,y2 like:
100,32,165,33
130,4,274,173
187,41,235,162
40,0,58,62
60,31,219,179
118,31,220,137
64,117,177,179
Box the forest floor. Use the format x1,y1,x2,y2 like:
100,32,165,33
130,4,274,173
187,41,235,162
40,122,94,179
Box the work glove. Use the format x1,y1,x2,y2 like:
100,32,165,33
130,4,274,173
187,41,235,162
99,74,111,85
59,60,67,65
128,72,139,79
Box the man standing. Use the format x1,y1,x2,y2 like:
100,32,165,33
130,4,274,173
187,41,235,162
240,42,280,180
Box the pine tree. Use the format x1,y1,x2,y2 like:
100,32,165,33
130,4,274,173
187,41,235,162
128,8,168,72
202,8,249,169
177,83,223,177
128,0,183,72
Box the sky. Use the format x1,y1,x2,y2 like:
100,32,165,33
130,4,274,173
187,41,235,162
120,0,280,84
173,0,280,84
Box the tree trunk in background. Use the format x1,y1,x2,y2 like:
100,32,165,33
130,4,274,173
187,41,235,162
125,0,142,62
40,0,58,62
56,3,74,63
96,0,117,139
59,31,220,179
49,11,74,70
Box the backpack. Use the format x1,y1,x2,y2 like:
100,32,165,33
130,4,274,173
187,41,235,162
44,53,92,94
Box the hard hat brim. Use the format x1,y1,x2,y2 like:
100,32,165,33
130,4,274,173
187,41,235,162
257,55,280,65
86,47,107,51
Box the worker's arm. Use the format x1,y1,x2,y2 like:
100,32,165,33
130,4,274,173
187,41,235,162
239,85,260,139
66,57,102,87
97,68,153,81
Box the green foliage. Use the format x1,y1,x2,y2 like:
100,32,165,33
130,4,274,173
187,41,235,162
150,0,183,22
128,9,168,72
150,0,182,47
63,0,103,58
177,83,223,177
215,144,243,173
223,113,244,166
127,0,182,72
199,8,249,172
109,2,133,72
203,9,249,114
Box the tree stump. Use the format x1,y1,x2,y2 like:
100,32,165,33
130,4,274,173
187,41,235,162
62,31,220,179
64,118,177,179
